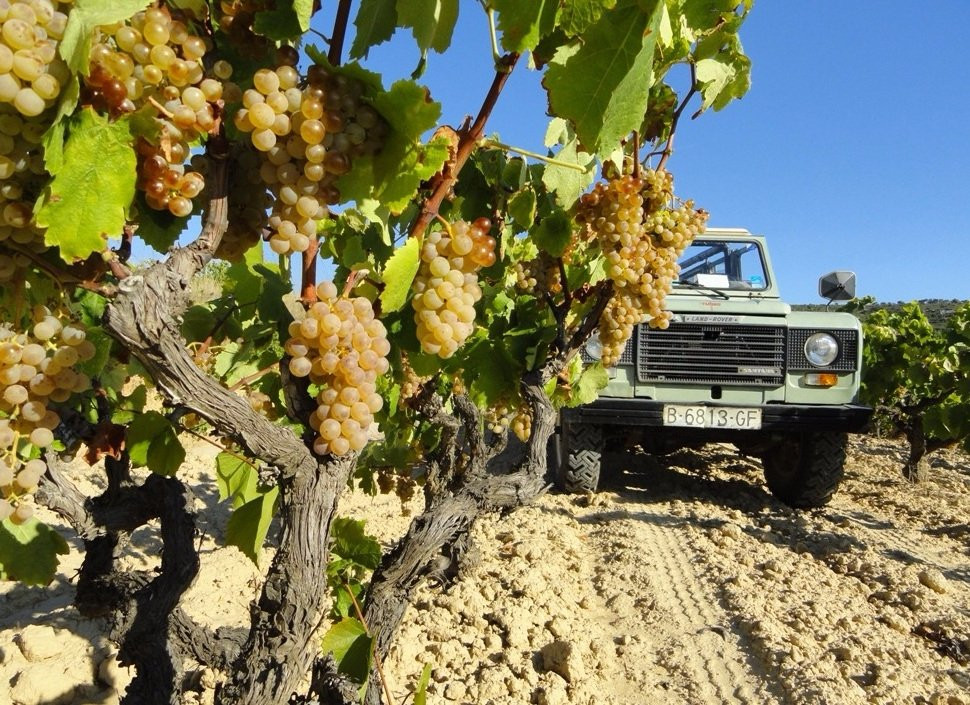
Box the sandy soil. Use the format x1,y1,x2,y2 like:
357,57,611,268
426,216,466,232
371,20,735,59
2,434,968,705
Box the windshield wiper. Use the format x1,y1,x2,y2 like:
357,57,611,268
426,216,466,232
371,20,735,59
675,281,730,299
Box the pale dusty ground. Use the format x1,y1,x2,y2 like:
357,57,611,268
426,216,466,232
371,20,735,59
1,434,968,705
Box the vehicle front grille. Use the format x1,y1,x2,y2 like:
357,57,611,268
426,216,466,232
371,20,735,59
637,323,786,386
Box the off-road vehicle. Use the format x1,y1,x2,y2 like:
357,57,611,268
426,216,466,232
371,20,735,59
552,228,872,508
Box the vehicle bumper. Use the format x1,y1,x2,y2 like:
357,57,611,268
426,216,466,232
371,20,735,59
562,399,873,433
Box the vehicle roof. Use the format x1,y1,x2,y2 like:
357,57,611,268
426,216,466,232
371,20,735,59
697,227,760,239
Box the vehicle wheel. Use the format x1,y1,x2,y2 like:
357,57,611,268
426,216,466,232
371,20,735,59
556,419,603,493
761,431,847,508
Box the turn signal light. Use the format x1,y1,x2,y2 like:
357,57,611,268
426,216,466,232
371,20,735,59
803,373,838,387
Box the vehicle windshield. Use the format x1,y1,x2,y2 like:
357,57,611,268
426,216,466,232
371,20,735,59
674,239,769,291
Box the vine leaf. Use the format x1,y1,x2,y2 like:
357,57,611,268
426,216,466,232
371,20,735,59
35,109,136,263
225,486,279,565
336,76,446,213
0,517,69,586
350,0,398,59
380,238,421,313
492,0,559,52
558,0,618,37
321,618,374,683
330,517,382,570
541,118,595,208
565,362,609,407
59,0,152,73
396,0,458,55
253,0,314,40
542,0,662,155
126,411,185,477
531,209,573,258
215,452,260,509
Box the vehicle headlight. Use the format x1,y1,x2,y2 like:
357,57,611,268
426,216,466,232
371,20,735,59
804,332,839,367
584,336,603,361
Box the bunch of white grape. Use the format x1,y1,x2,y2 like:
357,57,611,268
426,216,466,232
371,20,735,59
485,399,532,442
0,104,49,250
233,62,387,255
576,171,707,365
284,282,390,457
0,306,94,523
412,218,494,358
0,0,72,118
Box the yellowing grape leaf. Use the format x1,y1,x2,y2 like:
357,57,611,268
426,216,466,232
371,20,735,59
35,109,137,262
380,238,421,313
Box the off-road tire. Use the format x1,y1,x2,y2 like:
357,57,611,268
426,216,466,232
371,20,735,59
762,431,847,508
556,420,603,493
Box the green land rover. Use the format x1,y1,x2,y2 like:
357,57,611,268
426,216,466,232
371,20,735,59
552,228,872,508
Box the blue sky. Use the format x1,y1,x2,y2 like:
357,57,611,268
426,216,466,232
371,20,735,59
338,2,970,304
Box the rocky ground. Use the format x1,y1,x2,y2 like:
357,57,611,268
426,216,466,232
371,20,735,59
2,434,968,705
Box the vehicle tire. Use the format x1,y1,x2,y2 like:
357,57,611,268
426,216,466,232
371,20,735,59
761,431,847,508
556,419,603,493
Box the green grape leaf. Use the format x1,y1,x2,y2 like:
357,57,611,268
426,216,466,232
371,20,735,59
466,341,520,406
492,0,560,52
559,0,618,36
0,518,69,585
132,196,186,253
330,517,382,569
542,0,661,155
541,118,595,208
60,0,152,73
215,452,260,509
225,486,279,565
329,68,445,212
253,0,314,40
350,0,399,59
126,411,185,476
35,109,136,262
508,188,538,231
321,618,374,682
694,50,751,112
380,238,420,313
566,362,609,407
531,210,573,258
39,76,80,175
396,0,458,55
111,384,147,425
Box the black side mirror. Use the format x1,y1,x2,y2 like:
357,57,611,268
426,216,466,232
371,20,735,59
818,271,856,301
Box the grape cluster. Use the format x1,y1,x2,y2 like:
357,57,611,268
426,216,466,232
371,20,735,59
0,105,51,250
0,0,71,118
0,307,94,523
485,399,532,442
577,170,708,365
233,63,387,255
284,282,390,457
412,218,494,358
514,250,565,296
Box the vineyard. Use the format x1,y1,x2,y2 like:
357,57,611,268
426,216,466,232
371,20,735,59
1,1,968,704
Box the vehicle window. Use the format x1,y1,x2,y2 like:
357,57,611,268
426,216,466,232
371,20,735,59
675,240,769,291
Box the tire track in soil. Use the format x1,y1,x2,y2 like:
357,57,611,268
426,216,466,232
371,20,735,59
590,516,783,705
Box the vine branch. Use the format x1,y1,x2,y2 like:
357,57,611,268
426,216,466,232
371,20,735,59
657,62,698,172
409,53,520,238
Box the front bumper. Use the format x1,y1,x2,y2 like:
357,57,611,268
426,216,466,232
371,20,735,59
563,398,873,433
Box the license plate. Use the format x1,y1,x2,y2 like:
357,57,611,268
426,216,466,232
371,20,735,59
662,405,762,429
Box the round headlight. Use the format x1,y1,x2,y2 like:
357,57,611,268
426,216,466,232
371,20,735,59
584,336,603,360
804,332,839,367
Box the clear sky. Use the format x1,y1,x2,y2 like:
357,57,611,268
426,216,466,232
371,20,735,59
336,1,970,304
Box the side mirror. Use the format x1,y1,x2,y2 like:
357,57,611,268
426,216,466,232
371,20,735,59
818,271,856,301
